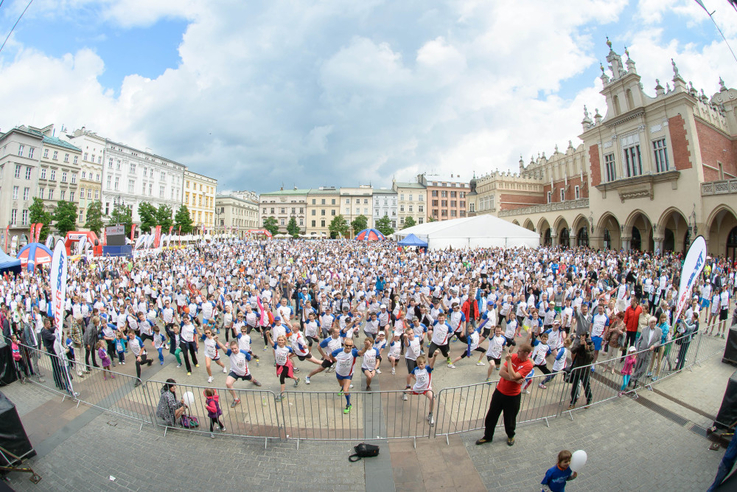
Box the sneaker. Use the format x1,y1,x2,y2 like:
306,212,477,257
485,377,493,383
208,376,214,383
391,367,396,375
294,367,300,373
651,376,658,381
134,381,142,388
195,364,200,368
349,384,354,389
447,364,456,369
476,361,486,366
618,391,624,397
111,375,115,379
160,361,164,365
376,368,381,374
402,394,408,401
338,390,344,397
646,372,652,377
523,389,530,394
344,404,352,414
507,437,515,446
721,334,725,339
427,413,434,426
590,367,595,373
274,395,283,402
222,367,227,373
231,399,241,408
210,432,215,439
263,346,268,351
220,427,226,432
187,372,191,376
475,437,491,445
446,357,452,365
177,364,181,368
538,383,547,389
305,376,311,384
294,377,300,387
252,379,262,387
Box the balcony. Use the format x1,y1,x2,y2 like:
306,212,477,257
498,198,589,217
701,178,737,196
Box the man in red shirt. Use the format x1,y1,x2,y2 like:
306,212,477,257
622,297,642,348
476,343,534,447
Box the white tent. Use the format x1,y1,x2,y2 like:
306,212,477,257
393,215,539,250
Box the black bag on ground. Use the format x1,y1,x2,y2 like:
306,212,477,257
348,443,380,462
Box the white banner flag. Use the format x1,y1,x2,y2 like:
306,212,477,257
50,241,68,343
674,235,707,322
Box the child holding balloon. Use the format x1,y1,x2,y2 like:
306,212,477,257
541,450,580,492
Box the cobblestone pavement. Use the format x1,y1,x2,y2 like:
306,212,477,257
2,331,734,491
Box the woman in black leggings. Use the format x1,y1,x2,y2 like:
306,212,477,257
179,315,199,374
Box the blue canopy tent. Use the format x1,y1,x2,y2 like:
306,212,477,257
398,233,428,248
0,248,21,275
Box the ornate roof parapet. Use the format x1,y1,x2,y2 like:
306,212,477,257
582,105,594,131
655,79,665,97
671,59,688,92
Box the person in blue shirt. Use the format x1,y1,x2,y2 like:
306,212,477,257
541,450,577,492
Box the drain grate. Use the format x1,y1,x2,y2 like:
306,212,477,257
635,397,690,427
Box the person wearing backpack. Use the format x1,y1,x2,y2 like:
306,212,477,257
204,388,225,438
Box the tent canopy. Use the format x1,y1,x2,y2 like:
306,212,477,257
398,233,428,248
393,215,539,250
0,248,21,274
17,243,53,271
355,228,386,241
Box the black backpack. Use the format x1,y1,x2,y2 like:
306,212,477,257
348,443,380,462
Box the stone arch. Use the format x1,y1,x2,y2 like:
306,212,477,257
512,219,520,226
523,219,535,232
554,216,570,248
597,212,621,250
706,205,737,259
571,214,589,247
624,210,654,252
657,207,689,254
538,217,552,247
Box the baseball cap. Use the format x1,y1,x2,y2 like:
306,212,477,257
380,304,386,308
628,346,637,353
274,316,281,321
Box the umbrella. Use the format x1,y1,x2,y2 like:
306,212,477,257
355,228,386,241
17,242,53,272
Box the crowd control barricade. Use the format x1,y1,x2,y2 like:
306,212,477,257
19,343,155,426
144,378,282,448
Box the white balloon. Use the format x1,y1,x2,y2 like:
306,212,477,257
569,450,587,472
182,391,195,408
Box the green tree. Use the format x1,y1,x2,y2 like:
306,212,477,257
375,216,394,237
427,216,436,223
329,215,349,239
138,202,157,233
84,200,104,236
155,204,174,232
286,217,300,237
110,204,133,236
174,205,194,234
262,216,279,236
53,200,78,237
29,197,53,242
402,216,416,229
351,214,368,235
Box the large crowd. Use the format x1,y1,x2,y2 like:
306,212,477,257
1,239,735,430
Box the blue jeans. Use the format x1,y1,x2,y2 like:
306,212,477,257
707,434,737,492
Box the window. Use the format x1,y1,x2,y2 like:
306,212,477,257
331,199,336,205
400,194,405,201
409,194,413,201
604,153,616,182
52,151,58,160
69,191,75,202
280,218,285,226
23,187,29,201
10,209,17,225
116,160,121,170
114,176,119,190
39,188,44,199
653,139,669,172
128,180,135,193
107,175,112,189
61,172,67,183
60,190,66,200
418,205,423,212
80,187,85,198
331,210,336,216
409,205,413,212
400,205,405,212
14,164,21,178
419,217,424,224
43,149,49,158
71,174,76,184
73,156,78,164
130,163,136,173
28,148,34,159
149,183,153,195
87,189,92,199
345,207,349,214
321,198,325,205
321,219,326,227
50,170,56,181
574,185,580,200
18,144,24,156
12,186,18,199
21,209,28,225
94,190,99,199
270,208,275,214
108,158,113,168
621,135,642,178
450,191,457,198
299,219,303,226
48,189,54,199
312,220,316,227
96,173,100,181
64,153,69,163
419,195,423,201
432,200,438,206
460,201,465,208
81,171,86,179
441,191,447,197
160,186,165,198
560,189,565,202
84,152,89,161
321,209,325,216
547,191,552,204
441,200,448,207
450,200,457,207
451,210,457,217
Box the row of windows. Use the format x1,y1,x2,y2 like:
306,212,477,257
265,207,305,214
430,200,465,208
430,182,467,188
430,190,465,198
37,188,76,202
83,152,102,164
9,186,31,201
13,165,33,180
185,180,213,193
279,218,304,226
398,194,423,201
38,168,77,183
603,138,670,182
312,198,337,205
80,170,101,181
345,208,370,215
184,193,213,208
78,188,100,200
546,185,581,204
431,209,467,218
311,209,337,216
8,209,29,226
17,144,79,165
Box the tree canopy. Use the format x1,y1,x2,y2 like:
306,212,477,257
156,204,174,232
174,205,193,234
375,216,394,237
84,200,104,236
29,197,52,242
262,216,279,236
329,215,349,239
402,216,416,229
351,215,368,234
286,217,300,237
53,200,78,237
138,202,158,233
110,204,133,236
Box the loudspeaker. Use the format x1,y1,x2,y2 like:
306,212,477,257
723,325,737,366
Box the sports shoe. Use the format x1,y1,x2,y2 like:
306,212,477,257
402,394,408,401
208,376,214,383
231,398,241,408
538,383,547,389
651,376,658,381
376,368,381,374
160,361,164,365
338,390,344,397
210,433,215,439
294,377,300,387
220,427,226,432
590,367,595,373
305,376,311,384
391,367,396,375
195,364,200,368
523,389,530,394
263,346,268,351
134,381,142,387
344,404,352,414
475,437,491,445
507,437,515,446
349,384,354,389
447,364,456,369
294,367,301,373
177,364,181,368
618,391,624,397
446,357,452,365
274,395,283,402
476,361,486,366
485,377,493,383
427,413,434,426
252,379,262,387
187,372,191,376
222,367,227,373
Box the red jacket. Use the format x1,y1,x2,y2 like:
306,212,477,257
623,305,642,332
462,298,479,322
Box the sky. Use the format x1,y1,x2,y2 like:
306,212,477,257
1,0,736,194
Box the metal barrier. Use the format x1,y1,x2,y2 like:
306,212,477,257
8,330,727,444
19,343,155,426
143,379,282,447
